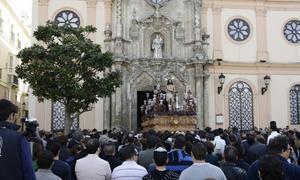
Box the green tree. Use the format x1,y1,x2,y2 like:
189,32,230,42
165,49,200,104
16,22,121,133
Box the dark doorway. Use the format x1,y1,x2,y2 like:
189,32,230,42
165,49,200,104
137,91,154,130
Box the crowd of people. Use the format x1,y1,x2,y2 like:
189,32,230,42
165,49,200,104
1,99,300,180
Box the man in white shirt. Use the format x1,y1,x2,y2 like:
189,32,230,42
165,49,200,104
179,142,227,180
213,128,226,156
267,121,280,144
112,145,147,180
75,138,111,180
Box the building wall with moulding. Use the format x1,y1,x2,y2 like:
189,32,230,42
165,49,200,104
31,0,107,131
202,0,300,130
31,0,300,131
0,0,31,110
267,10,300,63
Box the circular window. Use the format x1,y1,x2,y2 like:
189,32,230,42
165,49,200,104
283,20,300,44
227,18,250,42
54,10,80,28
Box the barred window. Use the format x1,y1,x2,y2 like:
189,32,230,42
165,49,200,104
52,101,79,131
290,85,300,125
228,81,254,130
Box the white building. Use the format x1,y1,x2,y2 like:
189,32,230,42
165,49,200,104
31,0,300,131
0,0,32,117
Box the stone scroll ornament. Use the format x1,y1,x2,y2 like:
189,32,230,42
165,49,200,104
146,0,170,8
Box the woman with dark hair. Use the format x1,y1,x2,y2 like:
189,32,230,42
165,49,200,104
259,155,284,180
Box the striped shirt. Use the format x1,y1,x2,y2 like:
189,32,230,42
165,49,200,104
143,169,179,180
112,161,147,180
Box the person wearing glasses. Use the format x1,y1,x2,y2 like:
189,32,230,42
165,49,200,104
247,135,300,180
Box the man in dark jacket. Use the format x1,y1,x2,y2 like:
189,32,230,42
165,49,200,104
247,135,300,180
0,99,36,180
245,132,267,164
100,142,122,170
221,145,247,180
47,140,71,180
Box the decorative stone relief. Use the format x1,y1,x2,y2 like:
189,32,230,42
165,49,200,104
106,0,211,130
129,19,140,40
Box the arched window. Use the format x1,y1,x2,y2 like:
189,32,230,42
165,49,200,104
52,10,80,131
290,85,300,125
228,81,254,130
52,101,79,131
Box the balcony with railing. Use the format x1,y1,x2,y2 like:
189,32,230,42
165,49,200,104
7,74,18,87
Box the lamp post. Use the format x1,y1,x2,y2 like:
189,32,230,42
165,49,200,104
21,102,26,131
261,75,271,95
218,73,225,94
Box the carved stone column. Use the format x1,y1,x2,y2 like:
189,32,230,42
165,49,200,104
116,0,123,37
193,0,204,59
212,6,223,59
194,0,202,40
114,0,124,56
203,65,210,127
38,0,49,25
86,0,97,41
256,5,269,62
103,0,112,52
195,63,204,129
201,4,208,30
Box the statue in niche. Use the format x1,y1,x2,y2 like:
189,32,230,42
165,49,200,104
129,19,139,40
175,22,185,42
152,34,163,58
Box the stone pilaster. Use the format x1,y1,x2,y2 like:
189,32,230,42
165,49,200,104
38,0,49,25
104,0,112,28
86,0,97,41
256,5,269,62
212,6,223,59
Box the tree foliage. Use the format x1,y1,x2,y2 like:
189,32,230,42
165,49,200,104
16,22,121,130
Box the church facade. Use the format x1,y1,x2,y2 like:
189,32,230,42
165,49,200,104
31,0,300,131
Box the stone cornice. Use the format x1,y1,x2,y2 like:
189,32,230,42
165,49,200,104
86,0,97,8
38,0,49,6
210,61,300,75
203,0,300,10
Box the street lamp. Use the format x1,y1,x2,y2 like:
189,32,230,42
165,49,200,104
218,73,225,94
261,75,271,95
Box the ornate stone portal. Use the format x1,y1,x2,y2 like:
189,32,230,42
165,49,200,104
104,0,211,130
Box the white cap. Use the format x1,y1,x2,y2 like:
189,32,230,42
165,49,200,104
154,147,167,152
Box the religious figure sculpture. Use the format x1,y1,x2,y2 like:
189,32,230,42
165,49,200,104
152,34,163,58
129,19,139,40
166,79,175,104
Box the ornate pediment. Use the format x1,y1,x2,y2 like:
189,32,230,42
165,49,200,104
140,13,174,29
128,58,186,84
